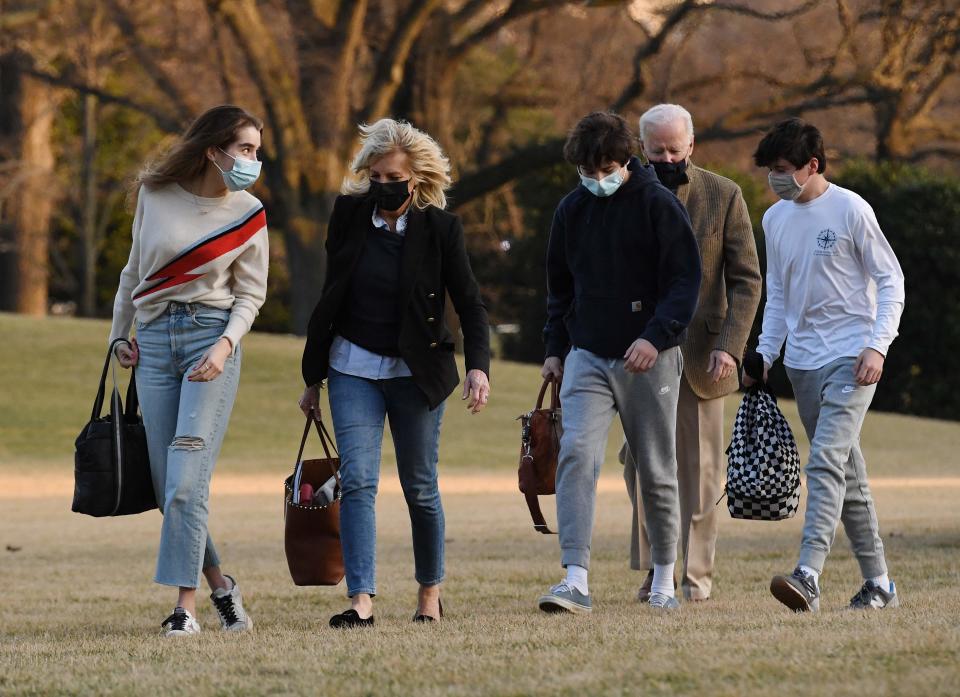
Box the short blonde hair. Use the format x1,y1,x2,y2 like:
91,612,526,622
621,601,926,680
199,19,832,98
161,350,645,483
341,119,452,210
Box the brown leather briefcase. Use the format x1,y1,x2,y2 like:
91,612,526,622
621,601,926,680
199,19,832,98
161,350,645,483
517,376,562,534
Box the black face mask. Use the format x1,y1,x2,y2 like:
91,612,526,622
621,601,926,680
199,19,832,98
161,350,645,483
369,179,412,212
651,160,689,191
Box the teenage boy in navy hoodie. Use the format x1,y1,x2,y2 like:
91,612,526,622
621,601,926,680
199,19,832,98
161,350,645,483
746,118,905,612
537,112,702,614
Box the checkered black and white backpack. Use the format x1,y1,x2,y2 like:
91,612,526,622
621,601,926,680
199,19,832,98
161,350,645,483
724,384,801,521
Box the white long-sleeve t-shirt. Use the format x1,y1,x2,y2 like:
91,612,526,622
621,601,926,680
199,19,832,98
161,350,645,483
757,183,905,371
109,183,269,349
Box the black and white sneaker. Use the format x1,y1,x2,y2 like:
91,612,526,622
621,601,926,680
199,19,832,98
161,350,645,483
848,580,899,609
210,575,253,632
770,567,820,613
161,607,201,638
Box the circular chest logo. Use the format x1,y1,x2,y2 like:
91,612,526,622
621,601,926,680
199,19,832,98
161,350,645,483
817,229,838,250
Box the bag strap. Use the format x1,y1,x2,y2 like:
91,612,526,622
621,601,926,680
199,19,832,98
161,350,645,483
535,376,561,411
125,365,140,420
748,380,778,402
524,493,555,534
293,409,341,485
91,339,131,421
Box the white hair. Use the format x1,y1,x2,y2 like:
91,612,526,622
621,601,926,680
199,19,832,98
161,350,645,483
638,104,695,143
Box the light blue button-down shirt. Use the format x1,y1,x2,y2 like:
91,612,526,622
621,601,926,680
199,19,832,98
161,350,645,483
328,206,413,380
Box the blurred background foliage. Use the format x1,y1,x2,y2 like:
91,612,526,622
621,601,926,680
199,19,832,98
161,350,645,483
0,0,957,417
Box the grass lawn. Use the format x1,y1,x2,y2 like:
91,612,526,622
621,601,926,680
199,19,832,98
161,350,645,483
1,313,959,696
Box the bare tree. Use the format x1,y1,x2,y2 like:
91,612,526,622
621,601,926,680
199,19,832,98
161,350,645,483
8,0,957,327
0,1,61,315
665,0,960,161
26,0,583,328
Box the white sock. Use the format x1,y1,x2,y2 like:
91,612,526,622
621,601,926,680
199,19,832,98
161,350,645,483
651,562,675,597
870,573,891,591
799,565,820,591
564,565,589,595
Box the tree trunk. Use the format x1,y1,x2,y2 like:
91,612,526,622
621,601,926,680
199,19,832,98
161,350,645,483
266,160,338,333
80,92,99,316
408,16,457,153
9,71,55,315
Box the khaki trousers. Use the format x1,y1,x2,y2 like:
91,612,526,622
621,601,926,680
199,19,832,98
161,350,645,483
622,376,724,600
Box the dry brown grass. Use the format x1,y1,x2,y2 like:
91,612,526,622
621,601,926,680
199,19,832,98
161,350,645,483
2,313,959,695
2,480,959,696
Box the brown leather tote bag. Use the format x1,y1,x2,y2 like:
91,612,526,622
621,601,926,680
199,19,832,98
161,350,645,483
283,411,345,586
517,376,562,534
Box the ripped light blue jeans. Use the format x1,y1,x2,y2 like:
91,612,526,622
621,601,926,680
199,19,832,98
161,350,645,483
135,302,241,588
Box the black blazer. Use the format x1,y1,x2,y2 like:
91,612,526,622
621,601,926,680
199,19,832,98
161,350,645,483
302,195,490,410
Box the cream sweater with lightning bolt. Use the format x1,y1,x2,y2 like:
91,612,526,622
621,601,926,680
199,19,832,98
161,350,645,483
109,183,269,349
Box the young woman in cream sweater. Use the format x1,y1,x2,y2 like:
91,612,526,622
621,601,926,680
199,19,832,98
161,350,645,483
110,105,269,637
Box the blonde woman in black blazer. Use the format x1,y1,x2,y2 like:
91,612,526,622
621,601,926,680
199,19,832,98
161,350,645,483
300,119,490,628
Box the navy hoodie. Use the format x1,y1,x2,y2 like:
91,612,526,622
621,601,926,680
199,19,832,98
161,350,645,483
544,156,702,359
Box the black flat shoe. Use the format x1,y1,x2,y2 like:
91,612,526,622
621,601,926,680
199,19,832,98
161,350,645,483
329,609,374,628
413,598,444,623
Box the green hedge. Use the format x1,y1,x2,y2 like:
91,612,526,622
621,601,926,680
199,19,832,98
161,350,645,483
498,161,960,421
745,161,960,420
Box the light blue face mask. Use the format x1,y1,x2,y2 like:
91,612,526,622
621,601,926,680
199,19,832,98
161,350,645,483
215,147,262,191
579,165,625,197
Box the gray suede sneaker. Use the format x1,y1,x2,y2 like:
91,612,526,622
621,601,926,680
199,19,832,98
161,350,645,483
647,592,680,610
537,582,592,614
770,567,820,613
848,580,899,609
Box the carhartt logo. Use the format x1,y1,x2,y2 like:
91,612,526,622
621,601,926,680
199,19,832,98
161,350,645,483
841,385,856,394
659,386,670,395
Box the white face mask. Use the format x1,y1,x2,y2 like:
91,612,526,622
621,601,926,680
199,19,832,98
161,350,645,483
579,165,625,197
214,147,262,191
768,170,804,201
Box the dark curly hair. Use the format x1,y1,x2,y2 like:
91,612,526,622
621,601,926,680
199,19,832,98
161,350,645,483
753,117,826,173
563,112,634,170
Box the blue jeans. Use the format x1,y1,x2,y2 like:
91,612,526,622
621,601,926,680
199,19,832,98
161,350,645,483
135,302,241,588
327,367,446,597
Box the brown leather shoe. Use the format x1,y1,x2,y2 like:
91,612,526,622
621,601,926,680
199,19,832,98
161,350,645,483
636,570,655,602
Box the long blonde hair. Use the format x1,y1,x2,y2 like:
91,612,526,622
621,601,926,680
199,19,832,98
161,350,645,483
341,119,452,210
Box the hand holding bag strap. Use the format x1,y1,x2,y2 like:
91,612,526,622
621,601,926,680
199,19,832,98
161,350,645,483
292,410,342,487
91,338,131,421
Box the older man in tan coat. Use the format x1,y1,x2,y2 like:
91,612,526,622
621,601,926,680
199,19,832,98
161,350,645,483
621,104,762,602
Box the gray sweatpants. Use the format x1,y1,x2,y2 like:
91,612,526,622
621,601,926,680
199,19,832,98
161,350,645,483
556,346,682,569
787,357,887,578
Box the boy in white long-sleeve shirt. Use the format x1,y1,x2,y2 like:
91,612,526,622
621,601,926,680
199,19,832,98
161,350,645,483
745,118,905,612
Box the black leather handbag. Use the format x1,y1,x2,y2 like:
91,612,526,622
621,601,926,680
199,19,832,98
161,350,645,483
72,339,157,517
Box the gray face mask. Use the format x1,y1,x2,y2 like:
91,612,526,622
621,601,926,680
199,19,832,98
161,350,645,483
768,171,804,201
